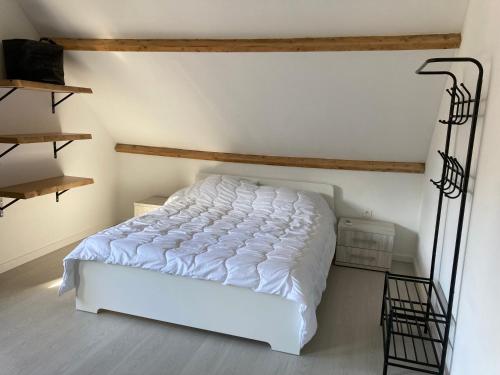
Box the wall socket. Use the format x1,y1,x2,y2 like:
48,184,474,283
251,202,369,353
362,209,373,218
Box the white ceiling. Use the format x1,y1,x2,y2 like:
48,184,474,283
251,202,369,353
18,0,468,38
15,0,468,162
59,50,452,161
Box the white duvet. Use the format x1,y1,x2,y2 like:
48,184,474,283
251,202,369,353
60,175,336,347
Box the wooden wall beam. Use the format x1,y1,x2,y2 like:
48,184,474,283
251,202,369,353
53,34,460,52
115,144,425,174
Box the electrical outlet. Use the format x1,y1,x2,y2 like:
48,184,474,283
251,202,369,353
362,209,373,218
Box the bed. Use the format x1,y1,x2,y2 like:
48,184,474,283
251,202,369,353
59,173,336,355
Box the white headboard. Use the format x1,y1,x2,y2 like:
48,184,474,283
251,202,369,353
196,172,335,209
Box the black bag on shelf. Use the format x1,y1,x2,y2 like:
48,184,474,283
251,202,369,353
2,38,65,85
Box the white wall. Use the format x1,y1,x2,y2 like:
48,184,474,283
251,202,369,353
16,0,466,261
1,0,465,268
0,0,119,272
117,155,424,260
450,1,500,373
416,0,500,373
58,50,451,163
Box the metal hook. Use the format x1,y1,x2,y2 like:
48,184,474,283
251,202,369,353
431,151,449,187
461,83,473,123
441,154,455,193
454,85,466,124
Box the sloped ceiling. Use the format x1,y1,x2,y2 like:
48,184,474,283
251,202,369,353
17,0,469,162
17,0,468,38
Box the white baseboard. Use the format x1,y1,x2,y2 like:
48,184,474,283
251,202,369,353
0,223,110,274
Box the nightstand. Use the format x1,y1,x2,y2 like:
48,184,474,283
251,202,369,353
335,217,395,271
134,196,168,217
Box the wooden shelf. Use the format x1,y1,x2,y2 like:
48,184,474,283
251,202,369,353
0,80,92,94
0,176,94,199
0,132,92,159
0,132,92,144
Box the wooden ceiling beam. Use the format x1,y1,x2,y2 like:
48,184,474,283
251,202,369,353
52,34,460,52
115,143,425,174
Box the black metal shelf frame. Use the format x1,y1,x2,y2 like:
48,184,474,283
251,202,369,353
0,140,76,160
52,140,74,158
381,274,447,374
0,144,20,159
0,190,70,217
0,88,76,114
51,92,74,114
0,198,20,218
380,57,484,375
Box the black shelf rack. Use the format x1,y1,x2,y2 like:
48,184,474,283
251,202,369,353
380,58,483,375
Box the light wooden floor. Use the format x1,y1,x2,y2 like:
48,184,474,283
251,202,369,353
0,244,416,375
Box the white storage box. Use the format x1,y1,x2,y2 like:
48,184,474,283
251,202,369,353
336,217,395,271
134,196,168,217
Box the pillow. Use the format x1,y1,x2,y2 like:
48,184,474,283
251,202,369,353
167,174,258,205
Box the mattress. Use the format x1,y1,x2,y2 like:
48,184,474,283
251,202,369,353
60,175,336,347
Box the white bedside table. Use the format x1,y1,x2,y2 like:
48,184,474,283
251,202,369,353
335,217,395,271
134,196,168,217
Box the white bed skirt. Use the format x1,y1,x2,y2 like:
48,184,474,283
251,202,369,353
76,260,303,355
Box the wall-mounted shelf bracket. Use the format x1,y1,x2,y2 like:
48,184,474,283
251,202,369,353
51,92,75,114
0,133,91,159
0,88,17,102
0,80,92,114
0,87,76,113
0,198,20,217
56,189,69,202
0,176,93,218
0,189,74,215
53,140,74,158
0,144,20,159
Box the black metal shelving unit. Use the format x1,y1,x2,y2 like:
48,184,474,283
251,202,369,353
380,57,483,375
0,80,93,113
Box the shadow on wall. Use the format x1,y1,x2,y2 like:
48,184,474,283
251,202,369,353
0,90,65,187
0,43,65,185
0,154,63,185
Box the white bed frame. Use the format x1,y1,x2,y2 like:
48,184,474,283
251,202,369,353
75,173,335,355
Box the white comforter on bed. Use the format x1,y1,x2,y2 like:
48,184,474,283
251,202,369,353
60,175,336,347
